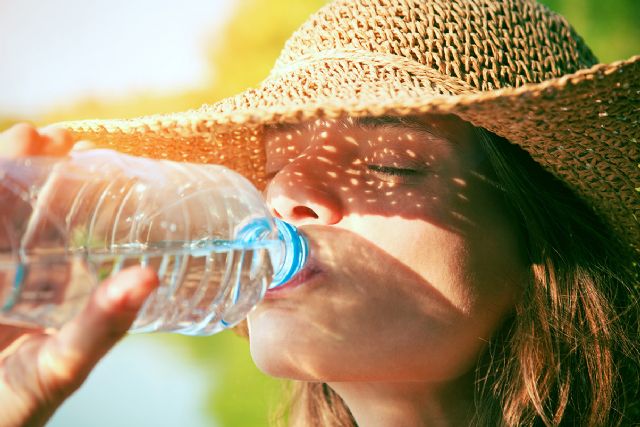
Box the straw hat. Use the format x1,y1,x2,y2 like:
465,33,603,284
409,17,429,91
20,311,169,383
59,0,640,254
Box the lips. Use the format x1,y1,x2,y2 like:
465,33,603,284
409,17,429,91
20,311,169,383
265,260,322,297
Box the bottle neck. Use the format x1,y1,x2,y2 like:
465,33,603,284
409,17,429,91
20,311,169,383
270,218,308,288
237,218,308,289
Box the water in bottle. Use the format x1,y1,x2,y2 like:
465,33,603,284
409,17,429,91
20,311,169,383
0,150,308,335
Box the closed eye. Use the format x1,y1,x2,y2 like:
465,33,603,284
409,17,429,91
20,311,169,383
367,165,421,176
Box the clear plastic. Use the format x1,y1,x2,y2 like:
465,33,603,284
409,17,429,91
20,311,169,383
0,149,307,335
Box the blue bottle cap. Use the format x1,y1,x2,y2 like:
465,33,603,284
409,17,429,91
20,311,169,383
237,218,308,289
270,218,308,288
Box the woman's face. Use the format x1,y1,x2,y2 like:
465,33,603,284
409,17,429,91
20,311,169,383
248,115,527,383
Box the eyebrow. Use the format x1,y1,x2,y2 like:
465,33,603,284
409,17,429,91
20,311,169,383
354,115,414,128
353,116,452,146
265,121,298,134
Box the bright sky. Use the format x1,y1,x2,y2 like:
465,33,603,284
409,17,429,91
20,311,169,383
0,0,234,117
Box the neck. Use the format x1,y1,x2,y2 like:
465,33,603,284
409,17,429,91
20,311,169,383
328,372,476,427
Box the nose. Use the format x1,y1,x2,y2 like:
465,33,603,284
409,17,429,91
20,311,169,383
265,160,344,226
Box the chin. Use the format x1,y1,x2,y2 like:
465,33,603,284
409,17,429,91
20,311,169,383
248,333,322,380
247,310,340,381
248,310,306,379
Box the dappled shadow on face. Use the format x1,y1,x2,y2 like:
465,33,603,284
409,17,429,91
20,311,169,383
262,114,506,237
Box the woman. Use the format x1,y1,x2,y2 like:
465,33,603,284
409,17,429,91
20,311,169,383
253,114,639,426
1,0,638,425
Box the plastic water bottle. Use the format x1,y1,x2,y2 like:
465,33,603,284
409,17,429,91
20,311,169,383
0,149,308,335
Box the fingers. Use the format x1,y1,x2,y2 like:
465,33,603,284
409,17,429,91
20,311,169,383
39,126,75,156
38,266,159,396
0,123,41,157
0,123,76,157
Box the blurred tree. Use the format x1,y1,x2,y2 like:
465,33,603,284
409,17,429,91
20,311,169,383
204,0,329,99
539,0,640,62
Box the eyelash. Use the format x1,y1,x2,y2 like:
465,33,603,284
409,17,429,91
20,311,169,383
366,165,422,177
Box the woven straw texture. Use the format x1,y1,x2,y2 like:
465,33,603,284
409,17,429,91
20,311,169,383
59,0,640,254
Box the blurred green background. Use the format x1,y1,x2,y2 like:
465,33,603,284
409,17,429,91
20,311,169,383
1,0,638,426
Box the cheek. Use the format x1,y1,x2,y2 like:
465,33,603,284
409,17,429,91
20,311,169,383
347,214,523,370
460,180,527,307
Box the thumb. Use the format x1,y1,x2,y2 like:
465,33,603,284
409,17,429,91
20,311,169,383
39,266,158,398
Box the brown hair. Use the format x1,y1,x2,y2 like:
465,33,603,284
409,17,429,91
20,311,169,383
275,126,640,427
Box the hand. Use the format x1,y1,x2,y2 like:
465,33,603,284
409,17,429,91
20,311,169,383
0,123,75,157
0,124,159,427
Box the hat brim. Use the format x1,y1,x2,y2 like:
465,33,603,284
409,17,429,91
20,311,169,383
59,54,640,253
